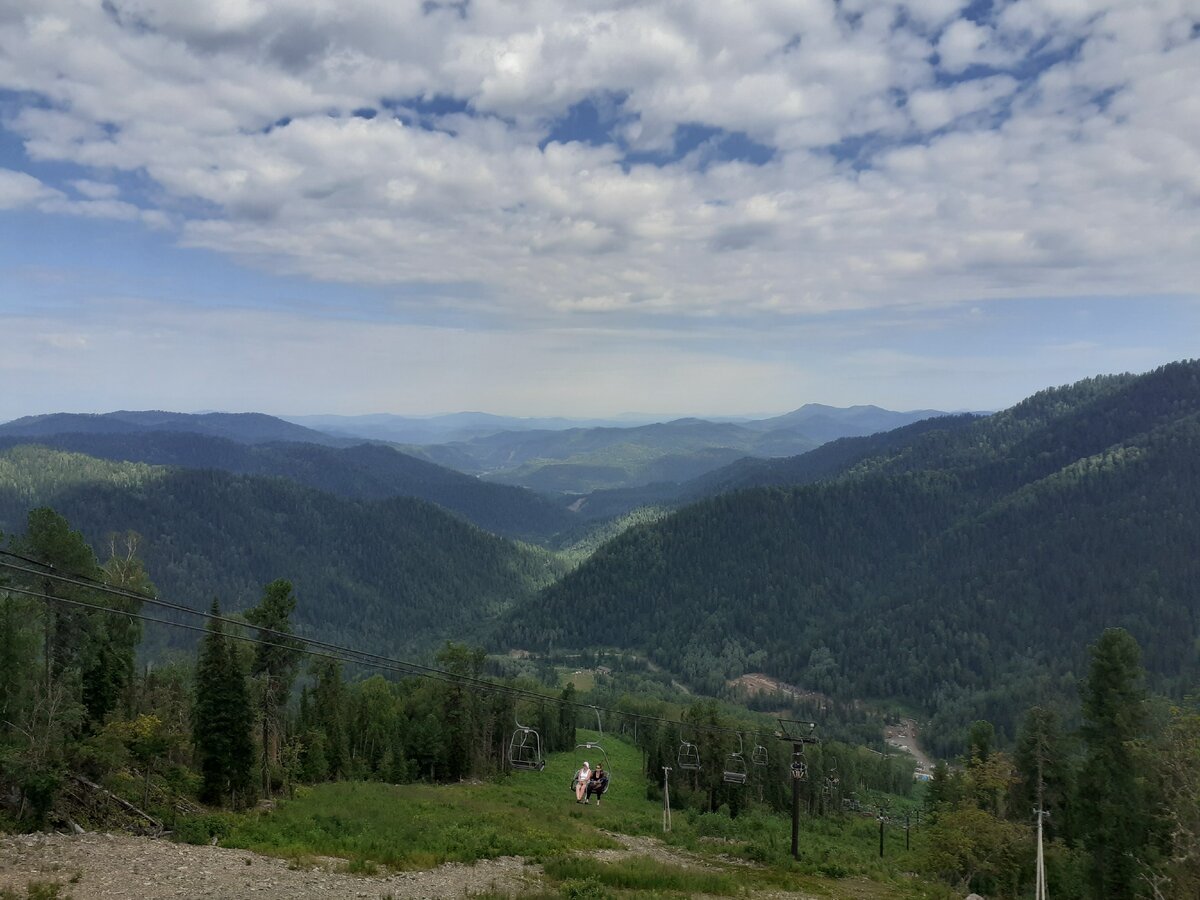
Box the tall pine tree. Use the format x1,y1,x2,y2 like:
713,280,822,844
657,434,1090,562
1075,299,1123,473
193,600,254,806
1078,628,1148,898
245,579,301,795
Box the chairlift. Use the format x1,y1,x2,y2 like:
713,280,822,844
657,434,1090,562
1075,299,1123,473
575,740,610,775
508,715,545,772
791,745,809,781
751,736,769,767
573,707,612,789
722,733,749,786
677,741,701,770
677,729,702,771
823,763,839,798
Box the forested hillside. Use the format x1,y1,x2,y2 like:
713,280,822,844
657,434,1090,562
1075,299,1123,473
567,412,981,519
0,410,344,446
0,447,565,655
0,433,574,542
509,362,1200,749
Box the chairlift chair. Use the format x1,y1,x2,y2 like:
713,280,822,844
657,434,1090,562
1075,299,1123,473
677,739,701,771
823,770,838,798
722,733,749,786
508,716,545,772
573,707,612,794
751,737,769,767
574,740,611,801
790,745,809,781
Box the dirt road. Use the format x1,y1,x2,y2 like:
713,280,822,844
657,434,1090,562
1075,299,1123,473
883,718,934,774
0,830,824,899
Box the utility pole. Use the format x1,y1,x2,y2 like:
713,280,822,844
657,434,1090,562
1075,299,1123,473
879,811,885,857
662,766,672,833
1034,806,1049,900
1034,726,1050,900
905,812,910,851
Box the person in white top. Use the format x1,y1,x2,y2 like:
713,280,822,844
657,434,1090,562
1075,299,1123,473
574,761,591,803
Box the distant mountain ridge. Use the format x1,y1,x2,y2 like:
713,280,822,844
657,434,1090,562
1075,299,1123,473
283,411,658,445
401,406,952,493
0,410,345,446
0,432,574,543
2,403,956,503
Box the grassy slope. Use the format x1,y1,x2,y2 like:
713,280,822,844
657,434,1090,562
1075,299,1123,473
219,732,949,898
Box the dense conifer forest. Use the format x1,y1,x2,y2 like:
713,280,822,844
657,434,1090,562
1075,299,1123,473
511,362,1200,749
0,450,564,655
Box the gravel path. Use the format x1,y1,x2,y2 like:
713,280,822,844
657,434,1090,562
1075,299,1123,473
0,830,828,899
0,832,538,899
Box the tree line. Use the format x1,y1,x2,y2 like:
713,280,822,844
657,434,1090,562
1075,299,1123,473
918,628,1200,898
0,507,576,827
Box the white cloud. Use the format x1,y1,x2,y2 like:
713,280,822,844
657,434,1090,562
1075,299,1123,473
72,178,120,199
0,168,60,209
936,19,1017,73
0,0,1196,331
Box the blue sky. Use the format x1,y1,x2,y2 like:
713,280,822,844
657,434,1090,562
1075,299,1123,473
2,0,1198,419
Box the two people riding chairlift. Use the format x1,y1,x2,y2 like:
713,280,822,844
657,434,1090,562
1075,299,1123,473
572,760,608,805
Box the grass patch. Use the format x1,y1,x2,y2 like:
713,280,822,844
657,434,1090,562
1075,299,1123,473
212,731,946,898
0,882,73,900
544,855,741,895
219,730,633,870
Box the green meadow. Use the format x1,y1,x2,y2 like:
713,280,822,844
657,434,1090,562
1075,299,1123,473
204,731,952,898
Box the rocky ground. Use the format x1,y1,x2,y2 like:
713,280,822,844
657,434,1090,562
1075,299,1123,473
0,829,835,899
0,832,538,899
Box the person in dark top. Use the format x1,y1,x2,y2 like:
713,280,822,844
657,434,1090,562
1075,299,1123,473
586,765,609,805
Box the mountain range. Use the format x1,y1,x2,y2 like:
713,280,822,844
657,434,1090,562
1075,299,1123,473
5,367,1197,752
392,405,953,492
505,361,1200,752
0,403,955,516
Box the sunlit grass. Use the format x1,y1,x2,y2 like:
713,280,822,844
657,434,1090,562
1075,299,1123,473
212,731,949,897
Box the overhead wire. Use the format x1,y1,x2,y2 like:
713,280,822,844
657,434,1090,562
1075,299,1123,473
0,550,790,740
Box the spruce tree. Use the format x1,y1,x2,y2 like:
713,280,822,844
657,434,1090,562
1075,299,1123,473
1078,628,1148,898
1015,706,1073,842
311,657,348,779
194,600,232,804
194,600,254,806
245,579,301,795
224,634,255,806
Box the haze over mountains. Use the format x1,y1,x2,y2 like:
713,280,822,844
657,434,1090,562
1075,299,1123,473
0,403,952,499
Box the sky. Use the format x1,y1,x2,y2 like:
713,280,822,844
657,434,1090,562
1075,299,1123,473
1,0,1198,420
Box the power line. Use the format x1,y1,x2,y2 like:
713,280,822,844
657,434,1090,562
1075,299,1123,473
0,552,774,739
0,554,550,704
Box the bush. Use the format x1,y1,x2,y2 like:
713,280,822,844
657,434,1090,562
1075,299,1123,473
172,813,234,845
558,877,613,900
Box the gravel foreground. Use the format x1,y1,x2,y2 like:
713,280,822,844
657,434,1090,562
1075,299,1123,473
0,832,539,899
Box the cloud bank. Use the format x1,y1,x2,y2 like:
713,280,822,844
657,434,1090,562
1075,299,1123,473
0,0,1196,328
